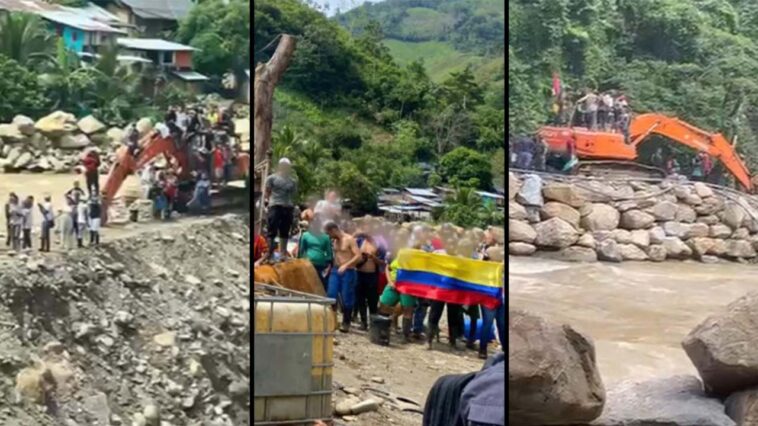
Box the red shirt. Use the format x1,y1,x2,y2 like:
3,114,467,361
254,235,268,262
213,149,224,169
83,155,99,173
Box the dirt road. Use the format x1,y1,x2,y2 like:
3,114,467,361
331,325,501,425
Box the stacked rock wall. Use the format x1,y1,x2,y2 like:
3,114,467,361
509,172,758,263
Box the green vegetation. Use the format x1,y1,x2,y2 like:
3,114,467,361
509,0,758,168
254,0,504,227
0,0,249,125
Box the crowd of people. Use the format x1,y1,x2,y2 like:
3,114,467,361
4,179,102,253
254,157,505,359
554,88,631,135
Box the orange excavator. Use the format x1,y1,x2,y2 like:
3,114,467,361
537,113,754,192
100,131,250,223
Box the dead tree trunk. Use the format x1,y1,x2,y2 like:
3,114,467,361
254,34,296,168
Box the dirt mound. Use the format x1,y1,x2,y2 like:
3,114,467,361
0,214,250,425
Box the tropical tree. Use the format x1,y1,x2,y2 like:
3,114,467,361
0,12,54,69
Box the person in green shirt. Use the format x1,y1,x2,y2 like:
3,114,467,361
297,219,333,291
378,255,417,343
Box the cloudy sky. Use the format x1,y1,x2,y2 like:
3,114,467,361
310,0,384,16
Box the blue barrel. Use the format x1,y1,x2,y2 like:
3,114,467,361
463,316,496,343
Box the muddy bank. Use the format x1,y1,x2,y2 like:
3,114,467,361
0,214,250,425
509,172,758,263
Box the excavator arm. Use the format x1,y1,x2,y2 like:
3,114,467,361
101,133,187,222
629,113,753,192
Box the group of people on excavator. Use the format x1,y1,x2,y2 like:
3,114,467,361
555,88,632,138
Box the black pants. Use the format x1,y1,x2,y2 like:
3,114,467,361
40,221,52,252
5,223,10,246
86,171,99,198
266,205,293,240
89,230,100,245
356,271,379,326
429,302,464,342
22,229,31,249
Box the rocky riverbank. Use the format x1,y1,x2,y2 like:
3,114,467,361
0,111,121,174
509,171,758,263
509,291,758,425
0,214,250,425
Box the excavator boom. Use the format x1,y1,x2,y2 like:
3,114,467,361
629,114,752,191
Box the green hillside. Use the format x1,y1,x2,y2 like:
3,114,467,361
337,0,504,84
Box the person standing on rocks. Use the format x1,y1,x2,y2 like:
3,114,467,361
82,150,101,198
76,198,88,248
88,196,101,246
325,221,362,332
4,192,17,248
263,158,298,260
38,195,54,252
7,193,23,251
21,196,34,250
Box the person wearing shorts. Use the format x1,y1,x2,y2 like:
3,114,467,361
379,257,417,343
264,158,297,260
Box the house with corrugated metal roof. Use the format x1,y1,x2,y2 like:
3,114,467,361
105,0,194,36
117,37,208,92
0,0,126,53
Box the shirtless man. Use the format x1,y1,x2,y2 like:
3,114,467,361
325,221,362,332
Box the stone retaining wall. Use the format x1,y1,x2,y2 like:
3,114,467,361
508,172,758,263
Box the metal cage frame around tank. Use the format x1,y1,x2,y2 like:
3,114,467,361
253,283,336,425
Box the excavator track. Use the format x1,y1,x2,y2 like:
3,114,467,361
574,161,666,180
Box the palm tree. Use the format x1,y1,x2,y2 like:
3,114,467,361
0,12,54,69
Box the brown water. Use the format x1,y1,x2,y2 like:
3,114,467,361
509,256,758,384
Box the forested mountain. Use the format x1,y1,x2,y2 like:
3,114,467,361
509,0,758,168
337,0,504,83
254,0,505,226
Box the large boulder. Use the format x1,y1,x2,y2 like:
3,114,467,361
106,127,125,146
725,240,756,258
509,172,521,201
629,230,650,248
693,182,714,198
543,183,585,208
509,220,536,244
597,239,623,263
686,223,710,239
534,218,579,249
663,237,693,259
688,238,717,258
591,375,735,426
697,215,720,225
682,291,758,396
542,246,598,263
620,210,655,230
509,242,536,256
509,201,528,220
611,229,633,245
77,115,106,135
509,309,605,425
711,224,733,239
58,134,91,150
0,123,24,143
12,115,36,136
577,233,596,249
541,202,581,229
722,203,747,230
647,245,667,262
650,201,678,221
725,388,758,426
35,111,77,137
617,244,648,261
663,222,689,239
13,152,33,169
675,204,697,223
649,226,666,244
581,204,620,232
695,197,725,216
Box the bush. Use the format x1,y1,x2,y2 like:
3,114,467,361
0,55,46,121
439,147,493,190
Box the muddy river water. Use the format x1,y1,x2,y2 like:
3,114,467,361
509,256,758,384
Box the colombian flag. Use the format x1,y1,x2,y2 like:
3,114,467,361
395,249,504,310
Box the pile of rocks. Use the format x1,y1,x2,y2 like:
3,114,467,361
0,214,251,425
0,111,122,174
509,293,758,425
509,172,758,263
